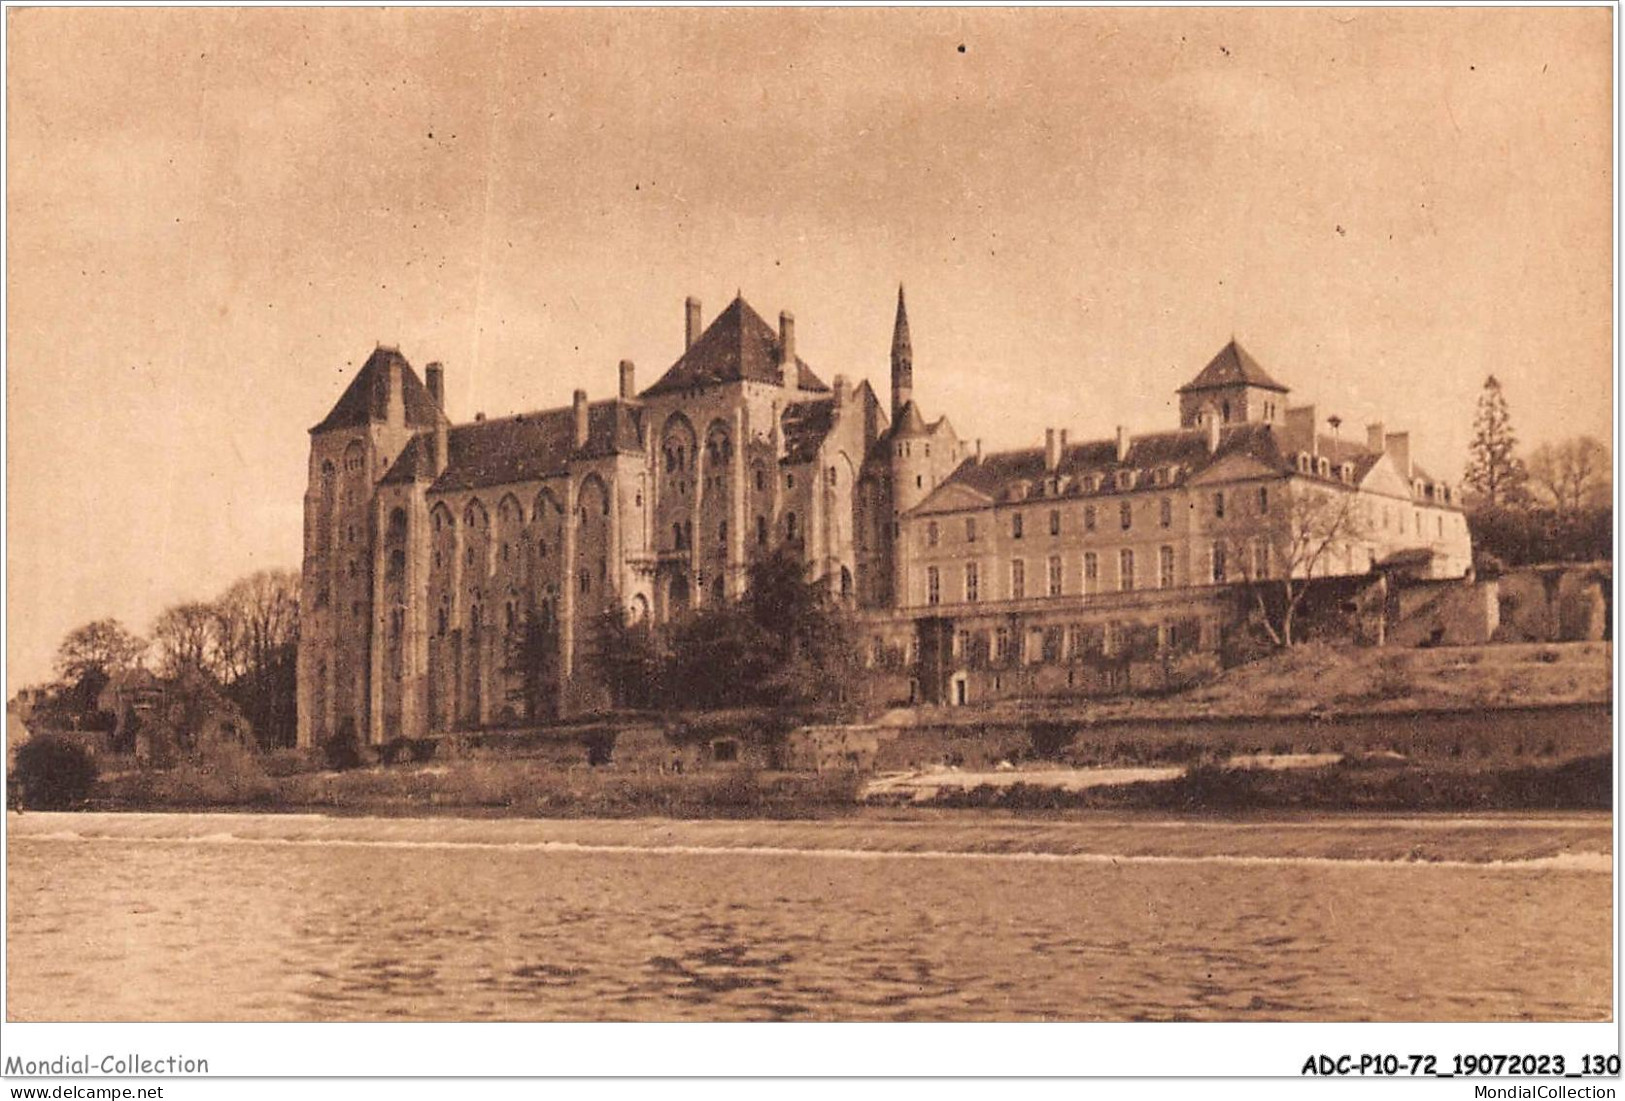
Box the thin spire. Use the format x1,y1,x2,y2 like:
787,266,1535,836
890,283,914,421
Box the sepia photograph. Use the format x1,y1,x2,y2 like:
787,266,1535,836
2,3,1616,1087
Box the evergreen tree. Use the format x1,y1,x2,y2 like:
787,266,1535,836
1463,375,1530,508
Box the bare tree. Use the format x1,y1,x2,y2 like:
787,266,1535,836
214,569,300,682
1237,485,1371,648
1528,435,1610,513
151,601,226,679
54,618,147,684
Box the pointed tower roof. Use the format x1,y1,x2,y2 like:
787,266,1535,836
890,399,931,438
891,284,912,367
311,345,446,433
641,295,829,397
1177,339,1289,394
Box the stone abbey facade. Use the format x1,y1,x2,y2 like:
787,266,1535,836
297,289,1471,745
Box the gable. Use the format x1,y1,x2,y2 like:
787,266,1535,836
1357,453,1416,499
911,481,994,516
1185,451,1282,487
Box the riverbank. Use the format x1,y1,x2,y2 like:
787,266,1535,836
83,749,1611,817
9,808,1613,866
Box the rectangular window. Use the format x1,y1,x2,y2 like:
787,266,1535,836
1119,549,1135,592
1049,509,1061,536
966,517,978,542
1160,497,1172,528
1011,559,1026,600
965,561,980,603
1083,551,1098,595
994,627,1011,663
1258,486,1269,513
1159,545,1175,589
926,566,941,606
1047,555,1063,596
1212,542,1227,583
1120,501,1133,531
1213,491,1225,518
926,521,939,547
1253,540,1271,579
1084,505,1097,533
1012,512,1024,540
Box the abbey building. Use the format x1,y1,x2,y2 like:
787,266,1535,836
297,290,1471,745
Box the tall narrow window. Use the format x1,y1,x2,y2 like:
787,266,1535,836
1049,509,1061,536
1012,513,1024,540
1213,492,1226,519
1084,505,1097,532
1119,501,1133,531
756,515,768,546
926,566,941,606
1083,551,1098,595
1159,545,1175,588
966,517,978,542
1212,542,1228,583
1257,486,1269,513
1119,549,1135,592
927,521,939,547
965,561,979,603
1011,559,1026,600
1047,555,1063,597
1160,498,1173,528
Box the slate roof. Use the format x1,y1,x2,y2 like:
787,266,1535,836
781,400,836,464
312,345,447,433
380,400,645,491
935,423,1285,504
641,296,829,397
1177,340,1290,394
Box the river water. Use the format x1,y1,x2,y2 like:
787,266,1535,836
6,811,1611,1022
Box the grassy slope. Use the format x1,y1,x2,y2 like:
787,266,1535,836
929,641,1611,725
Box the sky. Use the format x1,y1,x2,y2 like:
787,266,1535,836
6,7,1613,688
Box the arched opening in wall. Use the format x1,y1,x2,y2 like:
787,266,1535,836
628,594,649,623
841,566,853,598
669,574,691,615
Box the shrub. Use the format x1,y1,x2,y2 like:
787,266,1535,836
1370,654,1415,700
322,731,364,771
12,734,99,809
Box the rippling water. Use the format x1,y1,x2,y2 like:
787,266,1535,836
6,813,1611,1021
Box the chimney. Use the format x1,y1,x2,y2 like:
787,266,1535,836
778,311,796,385
1384,431,1412,480
474,411,486,422
619,359,636,401
573,389,590,450
1367,422,1386,454
685,297,702,350
425,361,444,409
1207,412,1221,454
1059,429,1068,455
434,416,448,477
1285,404,1318,454
1045,429,1060,472
833,374,849,409
975,439,983,463
1116,426,1131,462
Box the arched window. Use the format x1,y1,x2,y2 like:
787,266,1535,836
786,512,798,541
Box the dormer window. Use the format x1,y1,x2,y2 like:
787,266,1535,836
1340,462,1354,483
1317,456,1331,477
1115,470,1136,491
1297,452,1312,473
